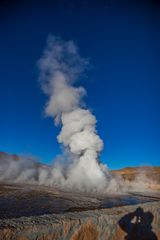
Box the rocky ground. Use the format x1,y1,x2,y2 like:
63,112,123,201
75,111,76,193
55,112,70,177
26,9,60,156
0,183,160,240
0,183,159,219
0,152,160,239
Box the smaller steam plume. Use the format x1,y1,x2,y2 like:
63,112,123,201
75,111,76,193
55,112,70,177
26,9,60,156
0,152,156,193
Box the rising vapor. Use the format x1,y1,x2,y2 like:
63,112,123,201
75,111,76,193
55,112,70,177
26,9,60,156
38,35,112,192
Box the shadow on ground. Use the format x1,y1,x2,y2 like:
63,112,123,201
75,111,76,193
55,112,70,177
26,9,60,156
119,207,158,240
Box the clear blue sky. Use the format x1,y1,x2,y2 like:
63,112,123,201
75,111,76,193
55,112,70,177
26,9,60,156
0,0,160,169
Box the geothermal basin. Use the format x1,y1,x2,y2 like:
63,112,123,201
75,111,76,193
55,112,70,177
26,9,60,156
0,183,159,219
0,183,160,240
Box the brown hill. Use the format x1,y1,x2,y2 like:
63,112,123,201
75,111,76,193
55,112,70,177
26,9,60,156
112,166,160,182
0,151,20,161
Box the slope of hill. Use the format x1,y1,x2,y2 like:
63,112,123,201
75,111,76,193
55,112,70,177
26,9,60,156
112,166,160,182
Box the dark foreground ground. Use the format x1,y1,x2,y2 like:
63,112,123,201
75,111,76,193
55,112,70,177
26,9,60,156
0,183,160,240
0,183,160,219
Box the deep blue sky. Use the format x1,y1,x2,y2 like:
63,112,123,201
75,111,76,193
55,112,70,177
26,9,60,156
0,0,160,169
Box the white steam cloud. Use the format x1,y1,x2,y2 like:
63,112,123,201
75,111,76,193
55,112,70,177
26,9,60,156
38,35,111,192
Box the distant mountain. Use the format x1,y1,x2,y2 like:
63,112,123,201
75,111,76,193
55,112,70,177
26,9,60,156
0,151,49,170
112,166,160,191
0,151,20,161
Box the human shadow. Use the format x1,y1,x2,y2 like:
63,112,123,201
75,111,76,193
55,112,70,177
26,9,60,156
119,207,157,240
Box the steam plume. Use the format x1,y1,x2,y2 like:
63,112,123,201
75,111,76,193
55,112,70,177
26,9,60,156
38,36,110,191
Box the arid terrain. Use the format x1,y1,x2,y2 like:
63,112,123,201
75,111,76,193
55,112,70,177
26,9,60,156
0,183,159,219
0,152,160,239
0,183,160,240
112,166,160,191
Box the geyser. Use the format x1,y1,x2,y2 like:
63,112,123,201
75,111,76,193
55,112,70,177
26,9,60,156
38,35,112,192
